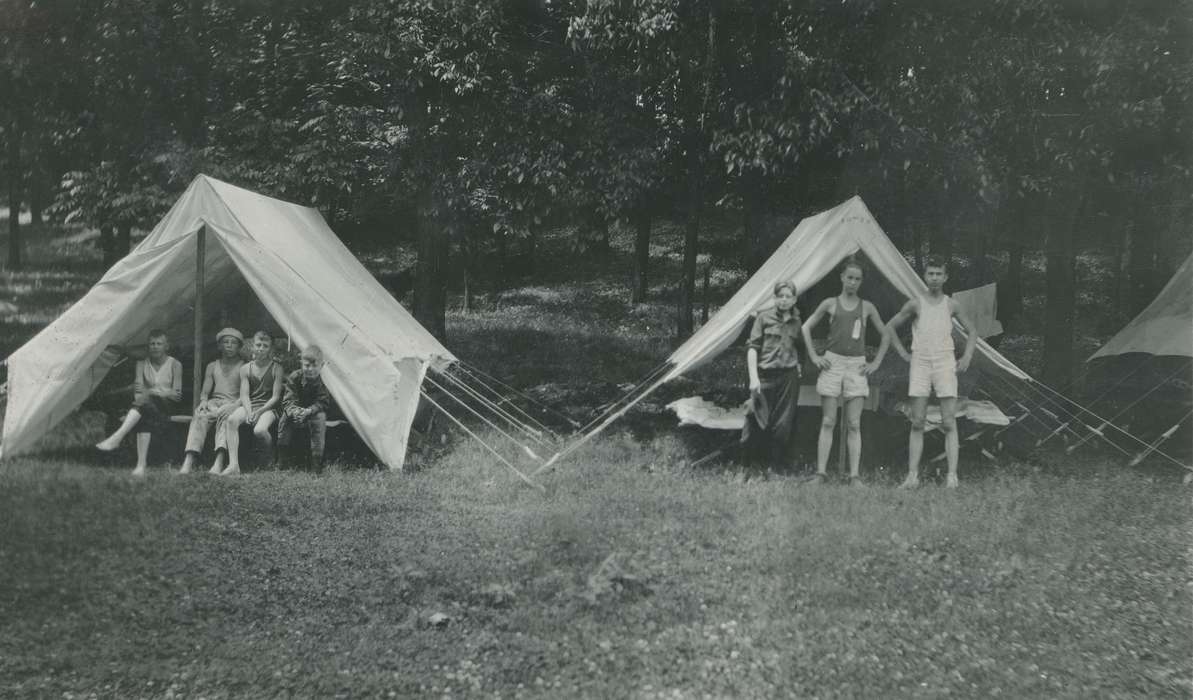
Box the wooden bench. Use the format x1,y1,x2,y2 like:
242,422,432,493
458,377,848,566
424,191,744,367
168,415,347,428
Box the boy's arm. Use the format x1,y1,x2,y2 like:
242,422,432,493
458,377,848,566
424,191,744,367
951,299,978,372
197,363,215,411
281,373,299,414
239,365,253,417
863,302,890,374
169,358,183,402
885,300,918,361
801,299,833,369
306,378,331,415
261,368,283,415
746,314,764,390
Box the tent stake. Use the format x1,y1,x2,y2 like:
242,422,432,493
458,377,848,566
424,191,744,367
192,224,206,410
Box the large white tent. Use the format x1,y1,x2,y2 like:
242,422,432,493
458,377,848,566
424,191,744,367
1,175,455,470
543,196,1152,471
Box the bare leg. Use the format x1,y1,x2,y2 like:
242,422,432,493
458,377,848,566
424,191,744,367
180,451,197,474
221,408,246,476
132,433,152,476
940,397,959,487
902,396,929,488
816,396,839,476
209,449,226,474
97,408,142,451
845,397,864,480
253,411,277,465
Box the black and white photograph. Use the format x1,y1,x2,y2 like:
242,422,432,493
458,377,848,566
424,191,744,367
1,0,1190,696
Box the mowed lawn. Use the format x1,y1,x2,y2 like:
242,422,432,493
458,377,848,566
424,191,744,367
2,438,1190,698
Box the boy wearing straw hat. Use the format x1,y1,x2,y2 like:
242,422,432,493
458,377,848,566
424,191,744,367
180,328,245,475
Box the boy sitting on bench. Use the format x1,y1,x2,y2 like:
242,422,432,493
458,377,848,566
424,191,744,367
275,344,330,471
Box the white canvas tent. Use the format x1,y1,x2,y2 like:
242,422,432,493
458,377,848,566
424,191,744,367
543,196,1151,471
1090,252,1193,361
1,175,457,470
1081,252,1193,468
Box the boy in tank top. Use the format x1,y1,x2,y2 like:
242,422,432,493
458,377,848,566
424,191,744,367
884,257,978,488
801,259,892,485
180,328,245,475
221,330,284,475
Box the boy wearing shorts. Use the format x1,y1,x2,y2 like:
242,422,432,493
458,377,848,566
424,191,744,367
801,259,891,484
884,256,978,488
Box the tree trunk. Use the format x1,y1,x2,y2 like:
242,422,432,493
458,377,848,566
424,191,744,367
912,225,924,273
742,172,766,272
29,164,44,227
413,202,447,340
970,217,992,286
117,222,132,258
631,207,651,304
676,1,716,340
1127,198,1157,314
1041,189,1084,387
7,120,22,271
187,0,210,146
1000,202,1028,324
99,224,115,267
677,191,700,338
1114,223,1132,318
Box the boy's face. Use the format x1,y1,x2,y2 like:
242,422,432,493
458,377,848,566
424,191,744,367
219,336,242,359
840,267,863,295
923,266,947,292
774,287,796,312
253,338,271,361
147,336,168,359
300,356,322,379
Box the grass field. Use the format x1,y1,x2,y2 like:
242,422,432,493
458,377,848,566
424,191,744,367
2,446,1190,697
1,220,1191,697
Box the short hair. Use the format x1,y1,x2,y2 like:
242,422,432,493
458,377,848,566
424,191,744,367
252,330,274,344
924,255,948,273
301,345,324,363
773,280,798,297
147,329,168,342
840,258,865,276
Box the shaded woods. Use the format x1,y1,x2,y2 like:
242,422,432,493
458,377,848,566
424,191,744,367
2,0,1190,386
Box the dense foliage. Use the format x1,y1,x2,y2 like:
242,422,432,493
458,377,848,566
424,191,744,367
2,0,1190,384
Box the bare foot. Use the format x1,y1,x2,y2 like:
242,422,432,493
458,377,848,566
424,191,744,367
208,462,223,475
131,465,147,477
849,476,866,487
898,476,920,489
945,475,959,489
178,461,193,475
96,437,120,452
220,465,241,476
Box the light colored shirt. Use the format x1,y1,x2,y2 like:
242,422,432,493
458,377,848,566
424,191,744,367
912,295,955,355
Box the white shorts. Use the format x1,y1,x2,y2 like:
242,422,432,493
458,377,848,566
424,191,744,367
816,352,869,399
908,352,958,398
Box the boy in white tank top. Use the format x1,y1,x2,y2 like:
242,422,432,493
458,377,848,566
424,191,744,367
884,257,978,488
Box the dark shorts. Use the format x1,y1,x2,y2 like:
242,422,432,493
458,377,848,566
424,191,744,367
132,395,179,434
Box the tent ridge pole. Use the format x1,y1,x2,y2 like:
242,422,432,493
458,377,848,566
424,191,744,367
193,224,206,410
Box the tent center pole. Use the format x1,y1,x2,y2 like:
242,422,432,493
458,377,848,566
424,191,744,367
192,225,206,410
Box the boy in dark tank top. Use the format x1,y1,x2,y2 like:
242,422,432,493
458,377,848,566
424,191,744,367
801,259,893,485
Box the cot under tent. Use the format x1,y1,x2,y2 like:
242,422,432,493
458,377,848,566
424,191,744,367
0,175,562,487
538,196,1173,475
